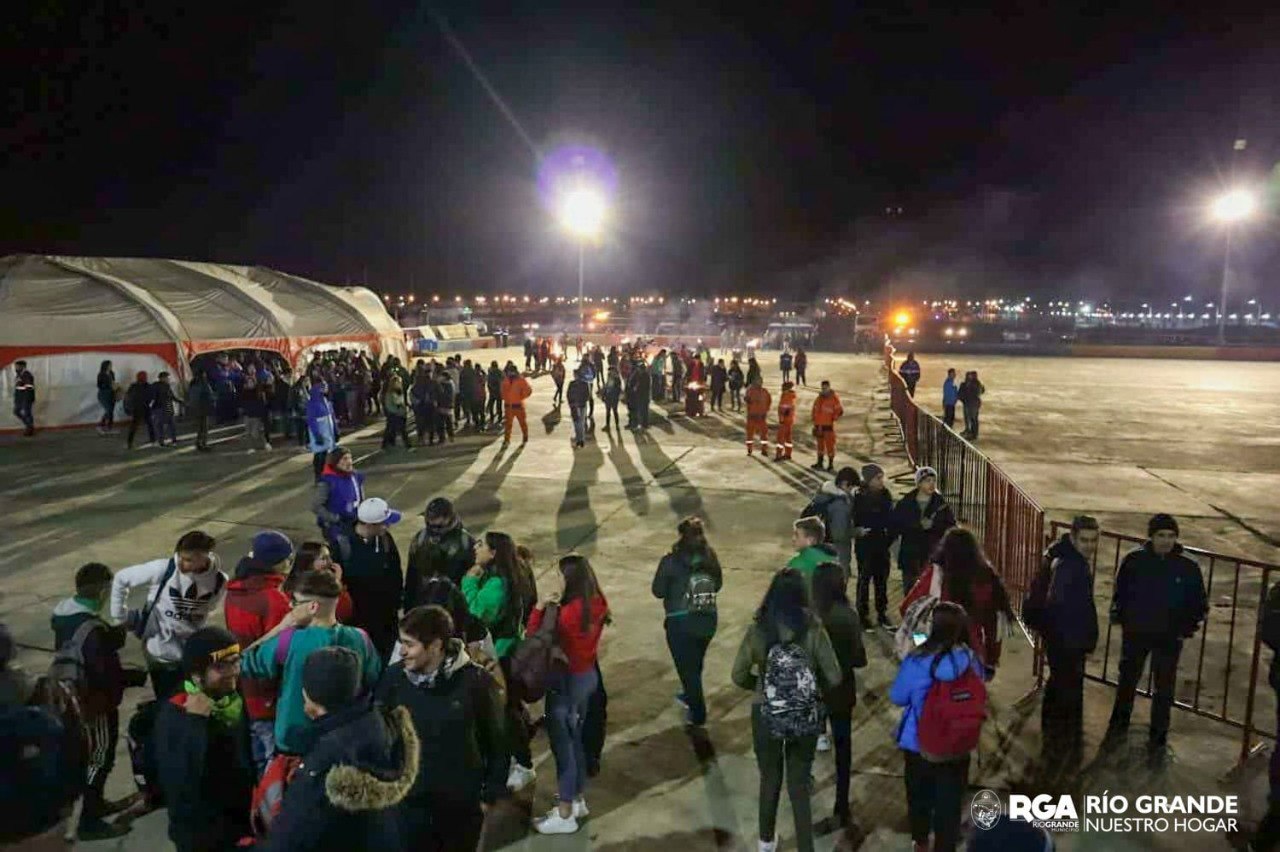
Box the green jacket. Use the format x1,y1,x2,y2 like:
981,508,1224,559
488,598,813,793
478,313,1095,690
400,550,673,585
731,616,842,706
461,573,520,658
787,544,840,583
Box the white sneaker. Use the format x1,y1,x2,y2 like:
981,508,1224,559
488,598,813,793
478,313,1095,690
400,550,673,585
264,442,273,450
816,734,832,752
573,798,590,819
246,448,257,454
506,763,536,792
534,809,579,835
758,840,777,852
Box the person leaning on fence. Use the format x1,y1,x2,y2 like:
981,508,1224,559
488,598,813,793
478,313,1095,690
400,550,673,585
1102,513,1207,769
898,351,921,398
1022,515,1099,779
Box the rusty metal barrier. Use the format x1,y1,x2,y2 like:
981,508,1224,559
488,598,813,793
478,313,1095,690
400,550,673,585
1049,520,1280,766
883,343,1044,634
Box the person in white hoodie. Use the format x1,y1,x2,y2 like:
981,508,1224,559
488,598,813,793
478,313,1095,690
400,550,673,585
110,530,227,699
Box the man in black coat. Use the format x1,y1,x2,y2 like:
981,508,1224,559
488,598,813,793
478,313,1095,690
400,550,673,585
1103,513,1208,767
1023,516,1100,776
375,606,507,852
154,627,255,852
404,497,477,602
891,466,957,595
853,464,898,630
260,647,418,852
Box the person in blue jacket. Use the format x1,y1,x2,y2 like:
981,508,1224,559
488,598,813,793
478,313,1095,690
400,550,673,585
941,368,959,429
311,446,365,553
890,602,985,852
1022,515,1099,777
306,381,338,481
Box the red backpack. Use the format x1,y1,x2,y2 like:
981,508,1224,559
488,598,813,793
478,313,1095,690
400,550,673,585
916,652,987,762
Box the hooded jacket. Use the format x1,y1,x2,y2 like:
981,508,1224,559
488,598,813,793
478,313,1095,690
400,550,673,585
110,556,228,664
334,530,404,661
731,615,842,706
889,647,983,753
373,642,507,806
224,567,291,720
313,465,366,536
852,486,897,552
405,521,477,601
787,543,840,583
1024,534,1099,652
461,571,524,658
156,691,255,851
812,481,855,543
257,703,418,852
892,489,957,573
50,598,128,715
306,386,337,454
1111,542,1208,639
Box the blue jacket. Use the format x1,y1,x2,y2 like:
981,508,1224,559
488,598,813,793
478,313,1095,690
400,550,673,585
942,377,958,406
306,385,337,453
889,647,982,753
1027,535,1098,652
257,702,417,852
317,468,365,535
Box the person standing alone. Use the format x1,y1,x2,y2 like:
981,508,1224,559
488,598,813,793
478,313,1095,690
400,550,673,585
652,517,722,727
941,368,958,429
1103,513,1207,769
810,381,844,472
12,359,36,436
898,352,921,398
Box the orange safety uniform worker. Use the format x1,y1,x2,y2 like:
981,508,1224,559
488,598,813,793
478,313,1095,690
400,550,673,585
501,366,532,444
775,382,796,461
810,380,844,471
744,378,772,456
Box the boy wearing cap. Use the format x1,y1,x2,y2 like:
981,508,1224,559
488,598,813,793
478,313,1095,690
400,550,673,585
154,626,255,852
261,647,417,852
110,530,227,700
224,530,295,774
405,497,477,600
330,497,404,662
1104,513,1207,767
892,466,956,595
853,463,897,630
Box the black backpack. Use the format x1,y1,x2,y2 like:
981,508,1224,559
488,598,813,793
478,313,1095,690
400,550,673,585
798,493,836,541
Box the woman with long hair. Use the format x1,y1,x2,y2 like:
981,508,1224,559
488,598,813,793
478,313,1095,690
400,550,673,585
283,541,353,622
900,527,1014,677
464,531,539,793
889,602,985,852
96,360,116,433
811,561,867,827
732,568,841,852
651,516,723,726
526,553,610,835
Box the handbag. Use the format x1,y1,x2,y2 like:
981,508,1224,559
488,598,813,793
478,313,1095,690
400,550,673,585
509,603,569,702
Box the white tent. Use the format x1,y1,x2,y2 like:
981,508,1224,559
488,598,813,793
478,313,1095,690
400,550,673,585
0,255,407,431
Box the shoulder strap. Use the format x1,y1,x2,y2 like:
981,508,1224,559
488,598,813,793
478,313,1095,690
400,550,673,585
143,558,178,623
61,618,102,660
928,566,943,598
274,628,297,668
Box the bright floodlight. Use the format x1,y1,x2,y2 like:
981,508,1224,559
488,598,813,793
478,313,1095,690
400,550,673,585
1211,189,1258,223
558,185,607,239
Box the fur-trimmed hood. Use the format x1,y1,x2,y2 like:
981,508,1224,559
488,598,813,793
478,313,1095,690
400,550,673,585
321,705,420,813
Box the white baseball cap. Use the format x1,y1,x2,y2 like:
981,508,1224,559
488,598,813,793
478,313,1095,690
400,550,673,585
357,497,402,526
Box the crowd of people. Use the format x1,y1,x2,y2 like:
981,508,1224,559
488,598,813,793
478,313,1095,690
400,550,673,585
896,352,987,440
3,338,1244,852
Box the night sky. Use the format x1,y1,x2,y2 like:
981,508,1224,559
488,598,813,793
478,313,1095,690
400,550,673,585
3,2,1277,304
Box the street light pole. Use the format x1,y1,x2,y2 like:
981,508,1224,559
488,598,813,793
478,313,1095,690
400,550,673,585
578,242,586,335
1218,225,1232,346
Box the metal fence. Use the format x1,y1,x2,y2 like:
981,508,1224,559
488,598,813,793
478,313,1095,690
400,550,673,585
882,345,1044,626
1049,520,1280,765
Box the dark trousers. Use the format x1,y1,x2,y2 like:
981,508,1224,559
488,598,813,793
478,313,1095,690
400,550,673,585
195,413,211,449
471,399,485,427
127,413,155,447
665,617,714,725
583,661,608,775
710,388,725,411
499,656,533,768
405,795,484,852
730,386,742,410
963,404,979,437
433,411,454,443
312,452,327,481
487,395,501,424
943,403,956,428
291,416,307,446
413,406,433,441
604,401,620,430
752,706,817,852
1107,633,1181,747
903,750,969,848
905,380,917,398
781,368,791,383
14,396,34,431
830,708,852,819
1253,702,1280,850
382,413,409,447
855,544,891,620
151,409,177,445
796,367,806,385
148,660,185,701
80,709,120,825
553,381,564,405
636,397,650,428
1042,644,1087,764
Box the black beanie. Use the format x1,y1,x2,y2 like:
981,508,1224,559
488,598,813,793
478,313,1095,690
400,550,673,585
1148,513,1180,538
181,627,241,676
302,646,361,710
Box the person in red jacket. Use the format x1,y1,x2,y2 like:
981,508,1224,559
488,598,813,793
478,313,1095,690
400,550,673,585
527,554,610,836
899,527,1014,677
224,530,295,775
282,542,355,623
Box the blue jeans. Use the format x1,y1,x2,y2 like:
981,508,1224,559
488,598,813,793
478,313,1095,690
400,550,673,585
571,406,586,444
546,668,599,802
249,719,276,777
